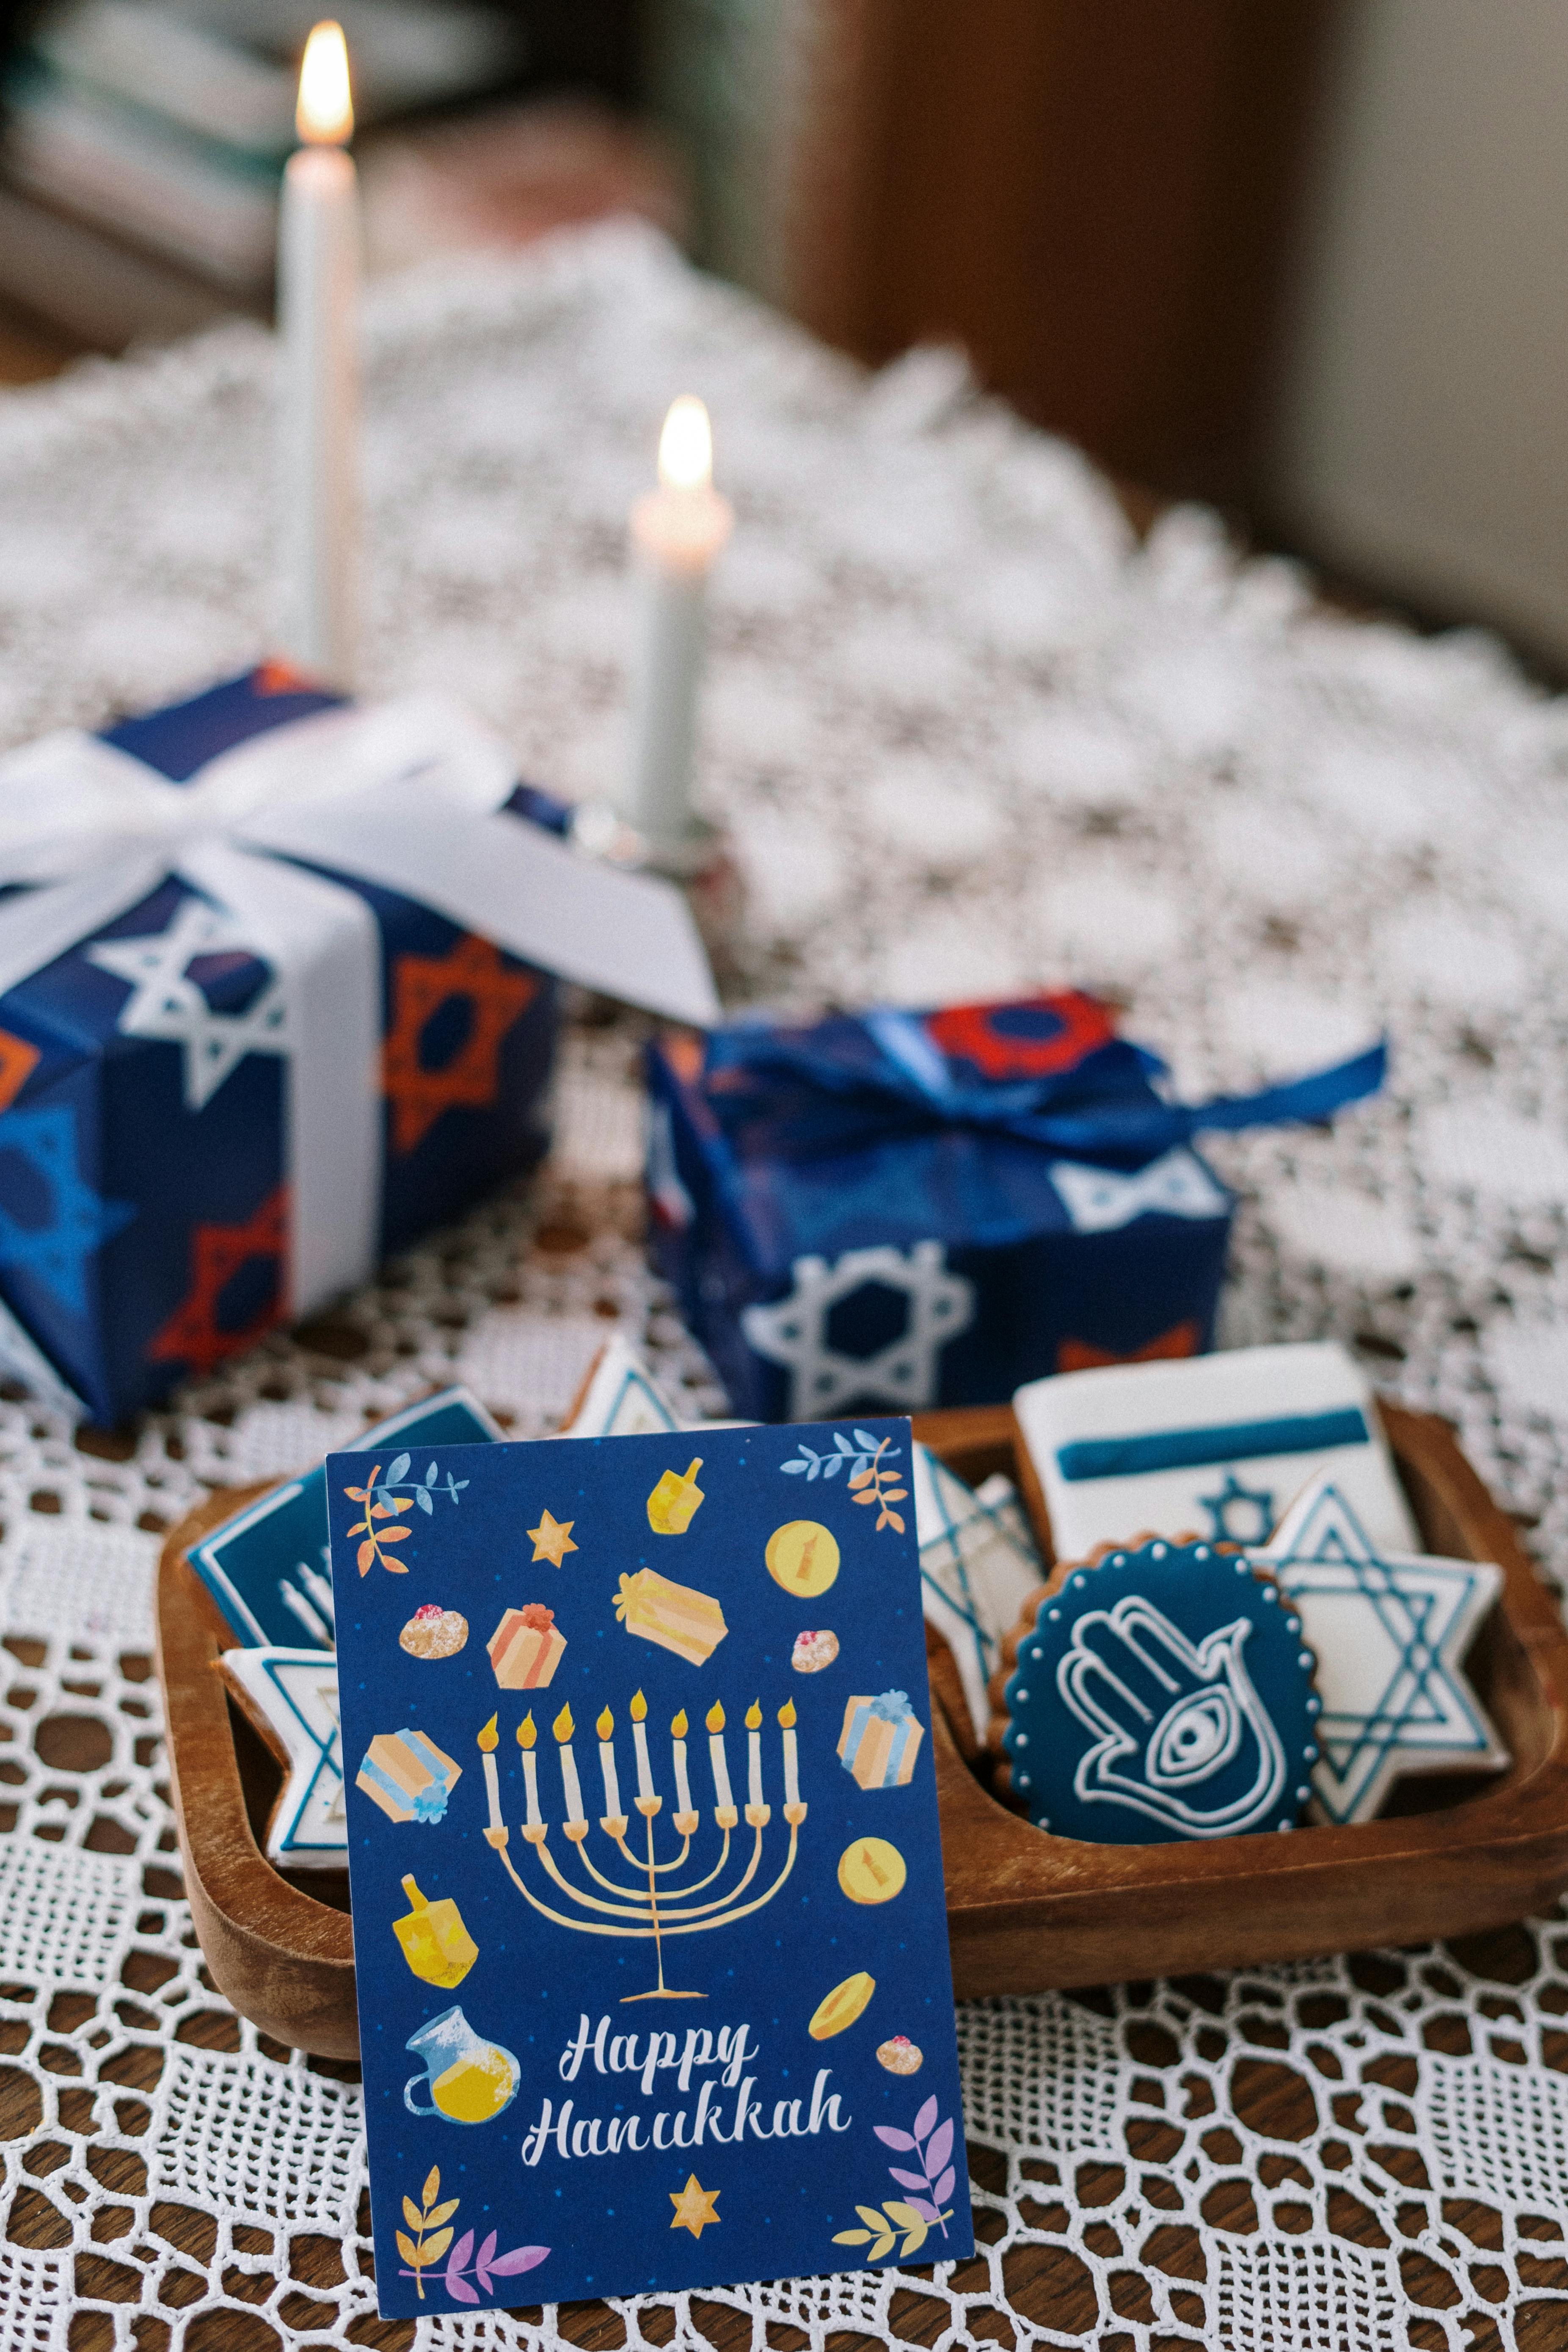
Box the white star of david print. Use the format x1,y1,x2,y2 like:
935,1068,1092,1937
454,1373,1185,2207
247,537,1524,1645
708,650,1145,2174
88,894,290,1109
740,1240,975,1417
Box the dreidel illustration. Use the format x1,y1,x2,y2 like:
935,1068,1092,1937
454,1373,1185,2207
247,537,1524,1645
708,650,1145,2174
393,1875,479,1989
646,1457,705,1535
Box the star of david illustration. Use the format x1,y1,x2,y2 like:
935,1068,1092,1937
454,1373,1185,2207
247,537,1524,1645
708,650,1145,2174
87,895,289,1111
0,1104,135,1315
147,1185,287,1377
1257,1472,1507,1825
223,1649,346,1863
740,1241,975,1417
1199,1470,1277,1546
382,933,538,1155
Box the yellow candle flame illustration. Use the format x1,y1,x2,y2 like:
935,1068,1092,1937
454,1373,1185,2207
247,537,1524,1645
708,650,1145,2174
778,1699,797,1728
596,1706,615,1740
630,1689,648,1721
553,1703,574,1743
477,1714,498,1753
518,1713,536,1750
705,1701,725,1733
745,1699,762,1730
671,1709,689,1737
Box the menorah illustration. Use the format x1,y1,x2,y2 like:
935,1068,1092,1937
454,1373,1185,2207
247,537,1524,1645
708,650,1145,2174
476,1693,807,2000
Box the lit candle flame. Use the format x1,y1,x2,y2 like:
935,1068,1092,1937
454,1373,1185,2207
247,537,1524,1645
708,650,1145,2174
778,1699,797,1728
297,20,353,145
658,396,712,494
705,1701,725,1733
671,1709,689,1737
630,1689,648,1721
745,1699,762,1730
477,1714,498,1753
518,1713,536,1750
553,1703,574,1743
597,1706,615,1740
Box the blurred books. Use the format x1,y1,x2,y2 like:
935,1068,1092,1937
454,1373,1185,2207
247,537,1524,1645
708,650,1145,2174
0,0,529,326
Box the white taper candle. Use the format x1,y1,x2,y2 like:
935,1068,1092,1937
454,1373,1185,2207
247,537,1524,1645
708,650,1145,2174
277,20,359,684
623,396,733,855
518,1714,541,1827
672,1710,693,1815
745,1699,763,1810
554,1703,585,1826
630,1689,655,1801
705,1699,733,1812
780,1699,800,1807
597,1707,621,1820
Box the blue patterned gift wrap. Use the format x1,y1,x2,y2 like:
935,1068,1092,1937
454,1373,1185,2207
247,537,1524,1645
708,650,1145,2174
645,995,1387,1421
0,665,721,1425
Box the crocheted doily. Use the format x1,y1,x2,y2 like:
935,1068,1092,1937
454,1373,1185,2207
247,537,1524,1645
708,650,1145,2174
0,221,1564,2350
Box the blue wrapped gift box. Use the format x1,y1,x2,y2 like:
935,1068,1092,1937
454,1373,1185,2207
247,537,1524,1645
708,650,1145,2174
0,664,716,1423
645,995,1385,1421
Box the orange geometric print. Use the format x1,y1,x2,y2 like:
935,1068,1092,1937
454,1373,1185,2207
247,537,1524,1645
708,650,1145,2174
381,933,538,1155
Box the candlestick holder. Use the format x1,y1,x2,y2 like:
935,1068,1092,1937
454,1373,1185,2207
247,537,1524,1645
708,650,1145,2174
485,1696,805,2000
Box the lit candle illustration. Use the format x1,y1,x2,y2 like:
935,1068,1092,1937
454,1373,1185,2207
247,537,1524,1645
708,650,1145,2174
278,19,360,684
745,1699,764,1812
623,395,733,859
779,1697,800,1808
478,1713,502,1835
554,1702,585,1830
518,1712,541,1829
706,1699,735,1818
671,1708,694,1821
597,1706,623,1824
630,1688,656,1804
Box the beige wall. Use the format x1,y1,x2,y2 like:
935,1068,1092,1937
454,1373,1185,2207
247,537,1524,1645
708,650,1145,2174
1269,0,1568,661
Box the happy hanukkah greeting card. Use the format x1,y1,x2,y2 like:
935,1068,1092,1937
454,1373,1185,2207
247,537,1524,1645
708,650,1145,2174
327,1420,971,2317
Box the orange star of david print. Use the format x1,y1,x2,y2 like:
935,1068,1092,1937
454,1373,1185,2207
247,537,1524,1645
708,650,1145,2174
0,1030,40,1115
147,1186,288,1376
382,934,539,1155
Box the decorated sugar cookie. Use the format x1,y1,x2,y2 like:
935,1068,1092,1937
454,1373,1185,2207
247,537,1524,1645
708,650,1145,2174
1001,1540,1320,1843
217,1646,346,1870
1256,1472,1507,1824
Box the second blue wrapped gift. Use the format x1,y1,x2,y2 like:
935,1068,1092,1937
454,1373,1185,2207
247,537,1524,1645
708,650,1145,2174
646,994,1384,1420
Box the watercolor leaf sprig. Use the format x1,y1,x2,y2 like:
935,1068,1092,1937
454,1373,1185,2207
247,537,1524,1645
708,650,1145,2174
849,1436,908,1534
344,1464,414,1575
832,2095,957,2261
396,2167,548,2305
376,1453,471,1514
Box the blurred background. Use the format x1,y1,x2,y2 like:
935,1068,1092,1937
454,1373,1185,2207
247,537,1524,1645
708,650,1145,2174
1,0,1565,673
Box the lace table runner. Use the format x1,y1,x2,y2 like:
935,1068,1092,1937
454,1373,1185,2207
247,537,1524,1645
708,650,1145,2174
0,221,1566,2349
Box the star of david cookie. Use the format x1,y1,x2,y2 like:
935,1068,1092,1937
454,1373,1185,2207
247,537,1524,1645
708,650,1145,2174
997,1540,1320,1844
1255,1471,1508,1824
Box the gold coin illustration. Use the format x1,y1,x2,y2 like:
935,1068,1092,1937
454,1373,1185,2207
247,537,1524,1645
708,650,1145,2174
808,1971,875,2040
766,1519,840,1598
837,1836,907,1905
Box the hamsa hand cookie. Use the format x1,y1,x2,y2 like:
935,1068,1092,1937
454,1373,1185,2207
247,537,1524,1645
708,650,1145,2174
999,1540,1320,1844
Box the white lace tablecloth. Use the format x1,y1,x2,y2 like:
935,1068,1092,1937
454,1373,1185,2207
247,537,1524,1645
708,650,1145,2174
0,221,1566,2351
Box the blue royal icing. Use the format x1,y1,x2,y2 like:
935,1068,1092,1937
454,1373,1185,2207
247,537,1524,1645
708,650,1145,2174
1002,1540,1320,1844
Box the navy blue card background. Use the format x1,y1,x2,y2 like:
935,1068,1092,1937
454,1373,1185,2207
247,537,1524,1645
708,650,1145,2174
327,1421,970,2319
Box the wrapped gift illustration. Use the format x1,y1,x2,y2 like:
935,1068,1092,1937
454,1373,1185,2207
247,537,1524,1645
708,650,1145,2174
0,665,715,1424
393,1875,479,1988
838,1690,925,1790
358,1727,463,1824
614,1567,728,1664
645,996,1384,1419
488,1602,566,1689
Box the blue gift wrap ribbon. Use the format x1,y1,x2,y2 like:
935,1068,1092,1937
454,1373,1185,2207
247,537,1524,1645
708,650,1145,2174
701,999,1387,1172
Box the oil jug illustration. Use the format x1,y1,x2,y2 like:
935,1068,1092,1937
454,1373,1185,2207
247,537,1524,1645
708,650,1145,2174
403,2005,520,2125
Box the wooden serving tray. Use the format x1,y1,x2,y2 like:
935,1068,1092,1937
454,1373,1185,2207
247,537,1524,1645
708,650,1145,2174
156,1401,1568,2057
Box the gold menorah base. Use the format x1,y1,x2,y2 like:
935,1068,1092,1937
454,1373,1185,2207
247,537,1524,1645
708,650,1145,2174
491,1798,809,2000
